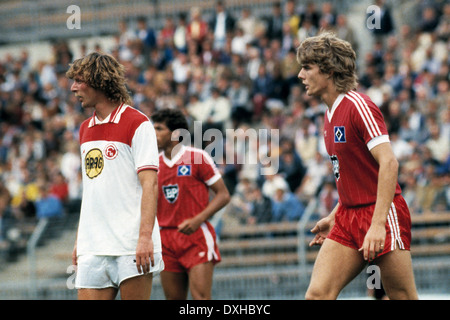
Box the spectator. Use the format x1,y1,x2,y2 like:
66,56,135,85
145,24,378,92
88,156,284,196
278,138,306,192
284,0,301,36
419,6,440,33
35,183,63,219
48,171,69,204
248,187,273,225
135,16,156,52
271,187,305,222
159,17,175,47
201,86,231,133
227,76,251,127
209,1,235,50
261,167,289,199
265,2,284,40
237,7,260,42
186,7,209,53
296,151,329,203
425,122,449,164
300,1,320,29
294,117,318,165
369,0,395,39
173,13,188,53
317,178,339,218
297,17,317,43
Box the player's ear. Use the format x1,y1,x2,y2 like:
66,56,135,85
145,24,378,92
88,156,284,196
171,128,181,140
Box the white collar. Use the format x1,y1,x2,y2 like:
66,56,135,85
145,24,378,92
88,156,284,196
326,93,345,122
88,103,127,127
162,144,187,167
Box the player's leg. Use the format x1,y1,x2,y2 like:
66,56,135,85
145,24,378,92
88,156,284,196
76,255,118,300
188,261,214,300
78,288,117,300
376,248,418,300
305,238,367,300
160,271,189,299
119,274,153,300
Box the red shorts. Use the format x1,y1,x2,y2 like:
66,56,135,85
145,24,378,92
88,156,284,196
327,195,411,255
160,222,221,273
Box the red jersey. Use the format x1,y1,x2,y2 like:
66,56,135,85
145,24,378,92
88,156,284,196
323,91,402,207
157,145,221,227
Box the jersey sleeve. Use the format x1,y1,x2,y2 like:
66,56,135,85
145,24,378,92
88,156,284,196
132,120,159,173
197,150,221,186
348,91,390,151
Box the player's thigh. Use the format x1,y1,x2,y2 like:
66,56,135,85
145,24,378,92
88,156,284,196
376,249,418,300
78,288,117,300
160,271,189,300
119,273,153,300
306,238,366,300
188,261,214,300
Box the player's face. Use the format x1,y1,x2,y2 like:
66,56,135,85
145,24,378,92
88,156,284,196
153,122,173,150
71,78,97,109
298,63,330,97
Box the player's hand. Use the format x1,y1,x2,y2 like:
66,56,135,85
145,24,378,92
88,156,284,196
178,217,201,235
309,217,333,247
359,222,386,261
135,235,154,274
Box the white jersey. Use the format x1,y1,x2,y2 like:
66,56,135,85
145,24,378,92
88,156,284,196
77,103,161,256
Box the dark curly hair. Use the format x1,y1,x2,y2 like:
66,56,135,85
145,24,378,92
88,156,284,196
66,52,132,104
150,108,189,132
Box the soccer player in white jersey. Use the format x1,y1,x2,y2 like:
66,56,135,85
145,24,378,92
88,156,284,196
67,52,163,300
151,108,230,300
296,33,418,299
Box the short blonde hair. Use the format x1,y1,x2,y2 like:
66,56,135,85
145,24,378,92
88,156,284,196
296,32,358,93
66,52,132,105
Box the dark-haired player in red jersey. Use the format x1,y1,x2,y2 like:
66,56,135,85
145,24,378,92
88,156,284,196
297,32,418,299
151,108,230,300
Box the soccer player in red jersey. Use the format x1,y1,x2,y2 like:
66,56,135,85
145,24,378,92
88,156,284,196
297,33,418,299
151,108,230,300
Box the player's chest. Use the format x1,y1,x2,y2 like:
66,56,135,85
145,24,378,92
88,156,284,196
323,115,360,155
158,163,196,183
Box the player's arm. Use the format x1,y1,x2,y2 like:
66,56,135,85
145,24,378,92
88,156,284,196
359,142,398,261
178,178,231,235
136,169,158,273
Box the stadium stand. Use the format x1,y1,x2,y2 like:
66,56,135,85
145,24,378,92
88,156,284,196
0,0,448,299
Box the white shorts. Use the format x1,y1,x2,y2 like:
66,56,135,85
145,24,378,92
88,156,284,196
75,252,164,289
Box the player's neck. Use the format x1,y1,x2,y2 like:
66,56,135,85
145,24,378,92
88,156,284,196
163,142,183,160
94,98,121,122
321,87,341,111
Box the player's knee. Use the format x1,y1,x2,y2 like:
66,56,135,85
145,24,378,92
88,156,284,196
191,291,211,300
384,287,418,300
305,286,337,300
190,285,212,300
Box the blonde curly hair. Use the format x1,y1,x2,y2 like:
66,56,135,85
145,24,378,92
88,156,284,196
66,52,132,105
296,32,358,93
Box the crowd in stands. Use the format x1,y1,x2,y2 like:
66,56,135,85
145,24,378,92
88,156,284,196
0,0,448,244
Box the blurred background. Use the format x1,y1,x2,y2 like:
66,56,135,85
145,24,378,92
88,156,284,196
0,0,448,299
